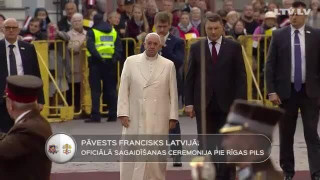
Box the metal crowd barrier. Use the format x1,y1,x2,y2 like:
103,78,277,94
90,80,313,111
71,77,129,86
237,35,273,105
33,38,137,122
33,40,73,122
33,35,273,122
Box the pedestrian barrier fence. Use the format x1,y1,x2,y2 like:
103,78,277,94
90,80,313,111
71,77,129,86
33,35,272,122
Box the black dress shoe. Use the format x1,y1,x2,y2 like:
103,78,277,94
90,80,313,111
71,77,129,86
173,156,182,167
312,175,320,180
84,119,101,123
107,117,117,122
284,176,293,180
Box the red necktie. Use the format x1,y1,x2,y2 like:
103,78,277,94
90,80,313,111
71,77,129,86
211,41,218,64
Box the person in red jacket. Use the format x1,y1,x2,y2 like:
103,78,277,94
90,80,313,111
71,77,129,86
177,11,199,40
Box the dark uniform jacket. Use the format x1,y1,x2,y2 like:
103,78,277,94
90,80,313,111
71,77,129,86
0,109,52,180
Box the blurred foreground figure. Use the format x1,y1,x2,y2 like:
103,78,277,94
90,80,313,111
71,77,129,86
220,100,285,180
0,75,52,180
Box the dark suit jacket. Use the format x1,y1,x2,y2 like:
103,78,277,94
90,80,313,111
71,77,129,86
184,37,247,113
58,16,71,32
141,34,185,70
266,25,320,99
0,109,52,180
0,39,44,105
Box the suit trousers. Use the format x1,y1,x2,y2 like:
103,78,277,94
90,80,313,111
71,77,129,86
279,84,320,177
0,102,14,133
195,93,235,180
169,121,182,157
195,92,227,135
89,60,117,121
67,82,81,112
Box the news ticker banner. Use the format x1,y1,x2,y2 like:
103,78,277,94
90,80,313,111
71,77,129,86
45,133,272,164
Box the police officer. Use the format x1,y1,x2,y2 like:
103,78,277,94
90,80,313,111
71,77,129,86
86,13,122,123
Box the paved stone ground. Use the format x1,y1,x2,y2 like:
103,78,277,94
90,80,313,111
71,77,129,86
51,114,318,174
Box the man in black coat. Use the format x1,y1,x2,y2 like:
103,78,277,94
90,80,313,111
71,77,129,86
58,2,77,32
266,2,320,180
0,18,44,133
184,14,247,180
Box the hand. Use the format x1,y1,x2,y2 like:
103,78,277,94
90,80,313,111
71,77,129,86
268,93,281,105
38,104,44,111
185,106,195,118
49,23,59,31
119,116,130,128
169,119,178,129
120,29,126,35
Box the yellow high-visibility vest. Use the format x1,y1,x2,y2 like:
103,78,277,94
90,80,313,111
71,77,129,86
86,27,117,59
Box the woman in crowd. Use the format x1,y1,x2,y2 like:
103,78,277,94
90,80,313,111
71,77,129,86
125,3,149,56
34,8,51,33
252,0,266,12
267,2,278,11
20,18,47,42
230,20,247,39
190,7,202,34
177,11,199,40
145,0,158,31
197,0,208,12
107,11,123,36
125,3,149,42
308,0,320,28
225,10,240,36
66,13,87,112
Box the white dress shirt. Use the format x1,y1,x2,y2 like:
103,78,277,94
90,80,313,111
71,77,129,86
207,35,222,55
290,25,306,83
5,39,24,75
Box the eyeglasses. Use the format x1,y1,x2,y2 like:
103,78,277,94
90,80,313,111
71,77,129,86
4,26,19,31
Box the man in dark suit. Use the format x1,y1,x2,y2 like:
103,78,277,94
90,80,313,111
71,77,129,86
266,2,320,180
58,2,77,32
184,14,247,180
0,18,44,133
0,75,52,180
155,11,185,167
185,14,247,134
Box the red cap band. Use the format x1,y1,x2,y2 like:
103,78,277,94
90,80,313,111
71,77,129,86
5,87,38,103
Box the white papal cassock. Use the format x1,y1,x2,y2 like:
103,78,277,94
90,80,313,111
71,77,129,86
117,52,179,180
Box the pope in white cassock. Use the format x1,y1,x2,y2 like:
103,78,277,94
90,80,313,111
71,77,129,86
117,33,179,180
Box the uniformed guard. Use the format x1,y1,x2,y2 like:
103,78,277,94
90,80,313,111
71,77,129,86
86,13,122,123
0,75,52,180
220,100,285,180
